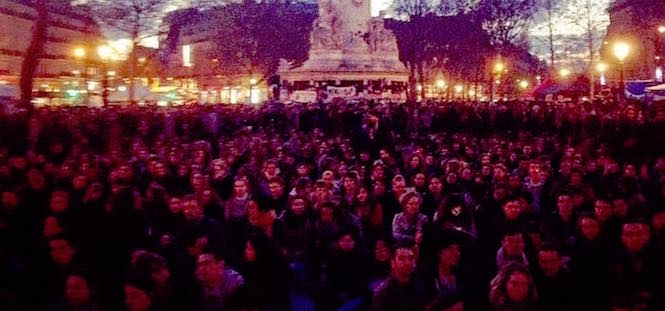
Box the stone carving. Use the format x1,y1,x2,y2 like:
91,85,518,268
368,18,399,53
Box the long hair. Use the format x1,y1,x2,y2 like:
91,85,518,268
489,263,538,311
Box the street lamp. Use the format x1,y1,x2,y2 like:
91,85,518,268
519,80,529,90
98,45,112,107
73,47,86,59
436,79,445,100
559,68,571,78
659,25,665,34
491,61,505,102
614,42,630,97
597,62,608,86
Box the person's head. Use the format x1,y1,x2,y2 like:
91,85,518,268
537,245,562,277
502,197,522,221
621,220,650,253
612,198,629,219
493,185,507,201
578,213,601,241
43,216,62,238
502,228,525,257
412,173,427,188
446,172,458,185
322,170,335,185
182,195,203,221
319,202,335,223
390,241,417,283
233,177,249,197
392,175,407,195
408,154,421,169
342,173,358,192
49,236,75,266
557,193,574,221
400,191,421,216
196,253,224,288
569,169,583,185
65,274,92,307
134,252,170,287
651,209,665,231
428,176,443,194
264,160,278,176
594,199,613,223
268,177,284,199
439,241,461,270
50,190,70,213
124,279,152,311
288,196,307,216
508,175,521,190
336,230,357,252
374,239,391,263
356,186,369,204
491,263,535,305
168,197,182,214
371,164,385,181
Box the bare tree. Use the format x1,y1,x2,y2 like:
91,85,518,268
477,0,536,51
88,0,169,105
391,0,436,100
563,0,609,99
19,0,48,112
438,0,480,16
537,0,564,71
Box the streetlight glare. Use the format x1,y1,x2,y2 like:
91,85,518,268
519,80,529,89
614,42,630,62
597,63,607,72
98,45,112,60
494,63,504,73
659,25,665,34
454,85,463,93
73,47,86,59
559,69,571,78
436,79,446,88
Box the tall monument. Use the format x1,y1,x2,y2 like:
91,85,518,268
279,0,409,92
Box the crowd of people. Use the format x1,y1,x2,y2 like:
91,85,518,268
2,98,665,311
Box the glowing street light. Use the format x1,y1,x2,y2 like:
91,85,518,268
436,79,446,88
559,68,571,78
597,63,607,72
659,25,665,34
249,78,258,85
614,42,630,63
614,42,630,96
454,84,463,93
73,47,86,59
98,45,112,60
494,62,505,73
519,80,529,90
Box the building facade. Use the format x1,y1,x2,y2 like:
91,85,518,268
0,0,104,97
601,0,665,81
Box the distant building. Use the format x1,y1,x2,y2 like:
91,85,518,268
601,0,665,81
0,0,104,93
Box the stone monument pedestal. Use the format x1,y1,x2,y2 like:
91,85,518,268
279,2,408,99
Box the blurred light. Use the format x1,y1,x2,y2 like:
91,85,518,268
250,78,257,85
73,47,86,59
614,42,630,62
157,100,168,107
138,57,146,63
657,67,663,83
66,89,79,97
416,84,422,91
468,89,476,97
659,25,665,34
436,79,445,88
118,85,127,92
597,63,607,72
87,81,97,91
494,62,504,73
495,79,501,85
519,80,529,90
454,85,463,93
98,45,112,60
559,69,571,78
600,73,607,86
250,87,260,104
183,45,193,67
107,71,116,77
0,80,7,85
72,70,80,75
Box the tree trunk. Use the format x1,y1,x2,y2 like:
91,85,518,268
20,0,48,112
586,0,594,100
418,61,425,100
129,39,138,105
547,0,555,71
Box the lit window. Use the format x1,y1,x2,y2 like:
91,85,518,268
183,45,193,67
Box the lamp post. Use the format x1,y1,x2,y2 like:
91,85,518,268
73,47,87,105
436,79,445,101
491,61,504,102
613,42,630,98
98,45,112,107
